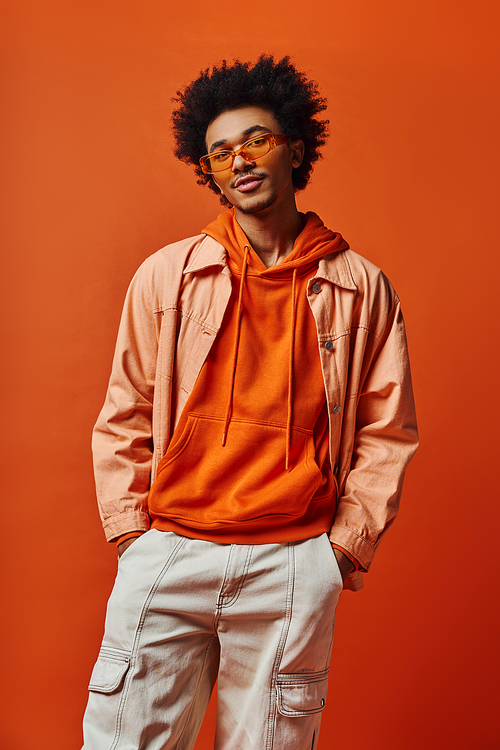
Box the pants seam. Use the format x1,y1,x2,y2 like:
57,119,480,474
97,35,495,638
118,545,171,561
109,534,188,750
265,542,295,750
173,633,218,750
213,546,233,631
219,544,254,609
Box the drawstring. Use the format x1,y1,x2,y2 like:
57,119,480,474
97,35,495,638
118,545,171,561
222,245,249,446
222,249,297,474
285,267,297,472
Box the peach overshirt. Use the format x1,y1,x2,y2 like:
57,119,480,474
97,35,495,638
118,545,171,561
92,213,418,591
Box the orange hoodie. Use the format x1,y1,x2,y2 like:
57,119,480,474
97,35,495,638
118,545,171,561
147,210,350,543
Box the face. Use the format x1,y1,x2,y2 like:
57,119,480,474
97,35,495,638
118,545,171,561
204,105,304,216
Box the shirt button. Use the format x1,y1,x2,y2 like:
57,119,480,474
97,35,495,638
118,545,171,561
333,406,341,414
320,698,325,707
312,283,322,293
324,341,333,350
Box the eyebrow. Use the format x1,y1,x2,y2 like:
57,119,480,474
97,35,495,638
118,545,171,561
208,125,270,153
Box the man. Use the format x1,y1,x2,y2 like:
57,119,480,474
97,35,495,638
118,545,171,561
82,55,418,750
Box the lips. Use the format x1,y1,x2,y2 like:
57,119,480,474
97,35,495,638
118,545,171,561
232,173,265,192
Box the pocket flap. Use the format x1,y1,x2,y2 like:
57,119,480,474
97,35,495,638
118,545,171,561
88,647,131,693
276,670,329,717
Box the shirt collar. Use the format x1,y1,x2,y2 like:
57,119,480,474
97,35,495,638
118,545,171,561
184,235,357,290
315,252,357,290
183,235,228,274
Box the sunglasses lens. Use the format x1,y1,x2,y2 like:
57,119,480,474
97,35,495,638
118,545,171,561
203,151,233,173
240,135,272,162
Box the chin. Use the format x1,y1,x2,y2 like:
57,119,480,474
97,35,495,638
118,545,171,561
235,194,277,215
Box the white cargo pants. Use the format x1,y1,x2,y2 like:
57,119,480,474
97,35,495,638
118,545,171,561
82,530,343,750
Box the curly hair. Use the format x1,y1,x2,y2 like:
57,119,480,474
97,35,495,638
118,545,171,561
171,55,329,204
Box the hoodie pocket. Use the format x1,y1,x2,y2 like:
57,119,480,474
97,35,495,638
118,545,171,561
150,412,327,527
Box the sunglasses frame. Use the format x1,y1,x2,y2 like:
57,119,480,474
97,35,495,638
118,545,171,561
199,133,289,174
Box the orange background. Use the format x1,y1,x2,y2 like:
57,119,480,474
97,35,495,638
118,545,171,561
1,0,499,748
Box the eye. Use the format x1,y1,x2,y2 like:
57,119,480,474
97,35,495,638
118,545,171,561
248,137,267,148
211,151,231,163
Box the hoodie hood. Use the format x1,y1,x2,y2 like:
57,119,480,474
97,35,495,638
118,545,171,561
202,209,349,274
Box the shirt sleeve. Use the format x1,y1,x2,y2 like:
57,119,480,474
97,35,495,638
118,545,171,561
92,261,159,542
329,298,419,573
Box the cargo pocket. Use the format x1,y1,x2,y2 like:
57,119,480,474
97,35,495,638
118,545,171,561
88,646,131,694
276,669,329,717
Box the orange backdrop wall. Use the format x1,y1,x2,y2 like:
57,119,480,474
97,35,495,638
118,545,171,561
1,1,499,748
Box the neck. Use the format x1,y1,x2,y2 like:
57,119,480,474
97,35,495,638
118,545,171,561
234,199,302,269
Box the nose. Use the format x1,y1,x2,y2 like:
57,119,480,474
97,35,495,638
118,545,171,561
232,153,255,172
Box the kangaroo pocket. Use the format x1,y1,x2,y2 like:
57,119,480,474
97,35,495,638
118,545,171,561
148,412,328,528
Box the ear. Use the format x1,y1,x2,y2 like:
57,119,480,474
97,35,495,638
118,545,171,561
290,139,305,169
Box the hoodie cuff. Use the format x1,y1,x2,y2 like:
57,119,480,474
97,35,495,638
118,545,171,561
115,531,145,547
330,543,360,571
329,523,374,572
